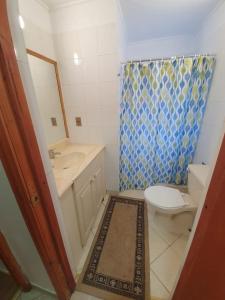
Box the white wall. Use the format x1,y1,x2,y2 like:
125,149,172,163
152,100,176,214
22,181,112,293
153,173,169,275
0,162,53,290
125,34,198,60
194,1,225,165
51,0,121,190
28,55,66,145
18,0,56,59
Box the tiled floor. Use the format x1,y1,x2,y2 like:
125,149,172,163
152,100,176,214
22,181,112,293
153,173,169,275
120,190,190,300
15,287,57,300
19,192,190,300
150,229,189,299
73,191,190,300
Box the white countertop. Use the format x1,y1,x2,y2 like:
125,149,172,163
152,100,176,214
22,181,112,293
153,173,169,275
50,140,105,197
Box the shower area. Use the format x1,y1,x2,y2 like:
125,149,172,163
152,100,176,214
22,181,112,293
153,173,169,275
119,55,215,191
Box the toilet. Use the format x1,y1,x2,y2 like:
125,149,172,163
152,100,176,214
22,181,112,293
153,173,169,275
144,164,209,215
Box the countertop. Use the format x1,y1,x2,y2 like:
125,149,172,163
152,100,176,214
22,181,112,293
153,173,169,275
50,140,105,197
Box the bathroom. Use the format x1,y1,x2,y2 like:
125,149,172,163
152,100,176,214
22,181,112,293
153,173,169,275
0,0,225,299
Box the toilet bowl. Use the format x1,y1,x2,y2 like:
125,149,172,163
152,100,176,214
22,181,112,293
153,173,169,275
144,164,209,215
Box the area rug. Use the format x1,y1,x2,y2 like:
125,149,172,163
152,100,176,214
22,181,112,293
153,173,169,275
77,195,150,300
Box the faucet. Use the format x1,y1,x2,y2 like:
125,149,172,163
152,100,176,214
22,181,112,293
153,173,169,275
48,149,61,159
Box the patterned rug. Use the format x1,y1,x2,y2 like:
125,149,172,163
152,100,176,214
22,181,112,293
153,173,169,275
77,195,150,300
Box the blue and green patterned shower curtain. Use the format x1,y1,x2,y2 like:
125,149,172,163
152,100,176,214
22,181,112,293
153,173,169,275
120,56,215,191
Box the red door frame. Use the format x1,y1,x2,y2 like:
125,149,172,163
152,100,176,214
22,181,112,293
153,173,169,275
0,1,75,299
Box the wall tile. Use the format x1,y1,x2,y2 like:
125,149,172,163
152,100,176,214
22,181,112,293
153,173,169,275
85,108,102,126
105,145,120,191
66,105,88,129
50,1,121,191
88,126,104,144
54,31,81,61
78,27,98,58
59,60,85,85
101,107,120,126
98,54,120,82
99,81,120,110
102,125,120,146
97,23,119,55
70,126,91,144
83,84,101,108
23,19,56,59
83,57,99,83
62,84,86,108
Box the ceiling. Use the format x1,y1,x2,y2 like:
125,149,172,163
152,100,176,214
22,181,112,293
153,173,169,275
41,0,223,42
120,0,223,42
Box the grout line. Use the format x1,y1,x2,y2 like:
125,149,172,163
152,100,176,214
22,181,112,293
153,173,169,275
150,233,185,265
170,235,190,257
151,268,171,294
149,224,170,246
150,243,171,265
151,222,183,246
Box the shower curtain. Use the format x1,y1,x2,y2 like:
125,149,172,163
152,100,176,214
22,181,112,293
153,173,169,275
119,56,215,191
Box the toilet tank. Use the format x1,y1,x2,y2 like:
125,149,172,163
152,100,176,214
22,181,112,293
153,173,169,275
188,164,210,206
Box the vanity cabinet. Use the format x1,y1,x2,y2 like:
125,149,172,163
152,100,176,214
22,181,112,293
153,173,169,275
60,186,83,274
73,150,106,247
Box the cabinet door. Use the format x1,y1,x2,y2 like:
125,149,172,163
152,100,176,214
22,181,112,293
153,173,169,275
93,167,106,211
76,181,95,246
60,187,83,272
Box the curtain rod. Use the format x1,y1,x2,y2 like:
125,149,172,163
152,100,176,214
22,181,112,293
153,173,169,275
121,54,216,65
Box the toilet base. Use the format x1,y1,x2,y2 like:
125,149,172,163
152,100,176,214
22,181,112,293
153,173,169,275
148,203,196,235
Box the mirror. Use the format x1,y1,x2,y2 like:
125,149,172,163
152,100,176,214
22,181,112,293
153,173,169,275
27,49,69,145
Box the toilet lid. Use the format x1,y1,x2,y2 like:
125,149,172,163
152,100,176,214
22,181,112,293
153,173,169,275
144,186,186,209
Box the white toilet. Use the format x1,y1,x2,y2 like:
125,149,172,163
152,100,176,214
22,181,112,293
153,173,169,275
144,164,209,215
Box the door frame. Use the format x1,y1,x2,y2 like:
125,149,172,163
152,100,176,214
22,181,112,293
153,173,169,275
0,1,75,299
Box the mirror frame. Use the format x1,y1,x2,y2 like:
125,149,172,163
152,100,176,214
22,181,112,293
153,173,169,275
26,48,69,138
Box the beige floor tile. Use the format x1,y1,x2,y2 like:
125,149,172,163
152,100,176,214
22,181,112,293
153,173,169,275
150,270,170,300
171,234,189,257
150,217,181,245
119,189,144,199
151,247,182,292
71,291,102,300
149,226,169,263
18,288,56,300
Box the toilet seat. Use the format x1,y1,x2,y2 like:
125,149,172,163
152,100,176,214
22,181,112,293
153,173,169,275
144,185,186,209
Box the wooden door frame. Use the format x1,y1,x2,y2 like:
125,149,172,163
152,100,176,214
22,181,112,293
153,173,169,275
0,2,75,299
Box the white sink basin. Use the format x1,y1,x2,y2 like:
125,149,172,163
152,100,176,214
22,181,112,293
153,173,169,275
54,152,85,170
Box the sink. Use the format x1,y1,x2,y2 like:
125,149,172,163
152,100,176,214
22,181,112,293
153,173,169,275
53,152,85,170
